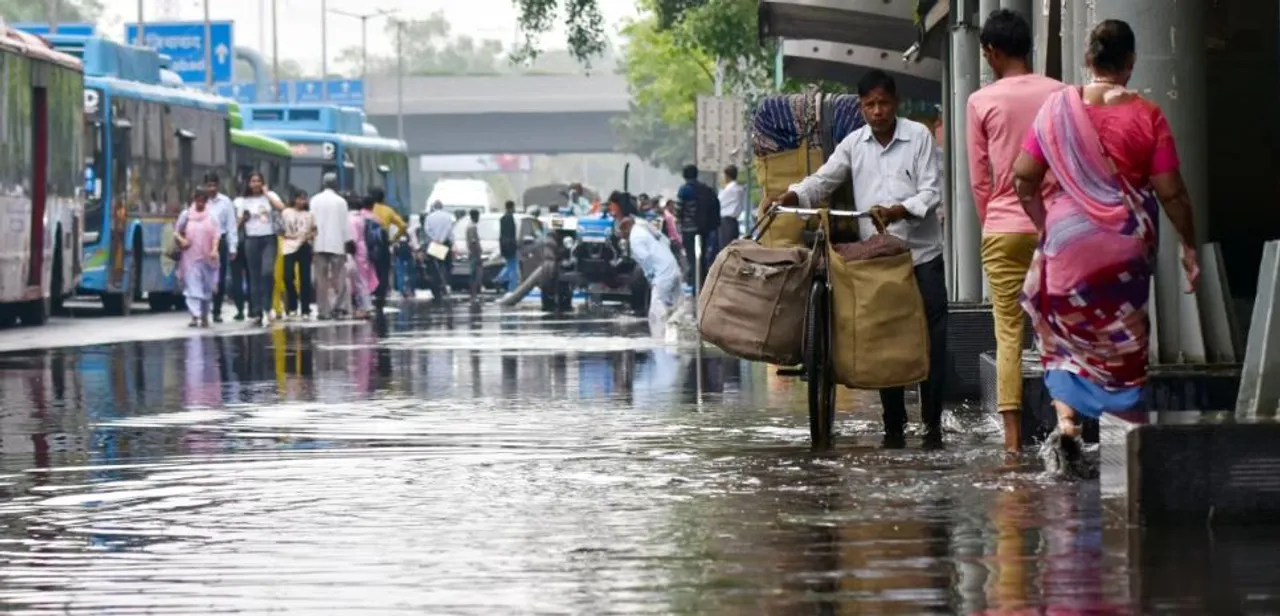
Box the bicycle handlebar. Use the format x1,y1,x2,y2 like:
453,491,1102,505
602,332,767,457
766,204,874,219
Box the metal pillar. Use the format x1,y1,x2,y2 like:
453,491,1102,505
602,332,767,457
320,0,329,99
1058,0,1076,84
136,0,146,42
1070,0,1088,81
46,0,58,33
395,20,404,140
1237,240,1280,418
203,0,213,90
940,40,956,298
1096,0,1208,362
978,0,999,85
950,0,984,303
271,0,279,100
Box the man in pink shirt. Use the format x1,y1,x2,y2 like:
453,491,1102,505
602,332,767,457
966,9,1065,453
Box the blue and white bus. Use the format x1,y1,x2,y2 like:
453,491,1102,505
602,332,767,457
240,104,411,215
48,36,231,315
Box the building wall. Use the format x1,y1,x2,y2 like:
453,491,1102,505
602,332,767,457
1205,0,1279,296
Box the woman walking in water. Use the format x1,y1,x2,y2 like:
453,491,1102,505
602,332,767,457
1012,19,1199,443
176,189,222,327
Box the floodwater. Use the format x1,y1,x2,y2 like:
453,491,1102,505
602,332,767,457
0,303,1276,615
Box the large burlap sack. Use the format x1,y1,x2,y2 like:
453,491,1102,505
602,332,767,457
753,143,824,247
698,239,813,365
827,231,929,389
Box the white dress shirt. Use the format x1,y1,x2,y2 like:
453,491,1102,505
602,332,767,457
629,221,679,283
309,189,353,255
717,181,746,219
789,117,943,265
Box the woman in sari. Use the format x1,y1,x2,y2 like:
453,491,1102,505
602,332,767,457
176,189,222,327
1012,19,1200,438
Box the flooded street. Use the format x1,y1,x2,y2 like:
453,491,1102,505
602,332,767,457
0,303,1277,615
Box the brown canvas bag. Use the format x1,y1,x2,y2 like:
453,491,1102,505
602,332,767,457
826,220,930,389
698,238,813,366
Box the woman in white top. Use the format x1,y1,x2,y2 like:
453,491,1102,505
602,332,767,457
234,172,286,326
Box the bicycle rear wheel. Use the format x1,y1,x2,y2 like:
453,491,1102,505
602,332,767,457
805,278,836,449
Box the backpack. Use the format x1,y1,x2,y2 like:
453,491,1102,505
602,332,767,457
364,217,387,259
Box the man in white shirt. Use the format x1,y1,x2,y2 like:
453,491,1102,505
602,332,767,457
621,215,682,339
717,165,746,250
777,69,948,449
309,173,353,320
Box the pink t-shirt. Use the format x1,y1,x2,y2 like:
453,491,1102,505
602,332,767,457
1021,96,1179,189
966,73,1067,234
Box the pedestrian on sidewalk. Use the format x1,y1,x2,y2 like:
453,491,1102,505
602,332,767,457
717,164,745,249
309,173,352,320
967,8,1068,453
281,190,316,319
346,193,377,319
234,172,286,327
175,189,221,328
1012,19,1199,444
202,173,236,323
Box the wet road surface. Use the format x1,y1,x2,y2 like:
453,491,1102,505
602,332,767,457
0,302,1277,614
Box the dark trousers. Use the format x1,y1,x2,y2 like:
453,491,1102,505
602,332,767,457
682,230,718,288
243,235,277,319
231,247,249,316
284,243,314,316
373,247,391,310
880,255,949,435
719,216,740,250
213,234,228,317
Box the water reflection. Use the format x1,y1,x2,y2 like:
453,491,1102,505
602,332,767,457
0,304,1274,613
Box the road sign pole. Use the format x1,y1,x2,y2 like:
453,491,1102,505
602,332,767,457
203,0,213,90
136,0,145,42
272,0,280,101
396,20,404,139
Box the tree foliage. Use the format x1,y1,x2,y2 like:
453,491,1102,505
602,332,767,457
0,0,101,22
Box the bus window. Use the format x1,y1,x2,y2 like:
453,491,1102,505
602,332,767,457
111,121,132,217
177,129,195,200
83,119,105,238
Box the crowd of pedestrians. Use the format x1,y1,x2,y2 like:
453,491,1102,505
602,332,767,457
173,171,404,327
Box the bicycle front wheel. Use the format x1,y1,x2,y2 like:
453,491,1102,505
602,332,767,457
805,278,836,450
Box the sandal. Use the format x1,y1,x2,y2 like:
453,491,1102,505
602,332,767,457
187,318,199,328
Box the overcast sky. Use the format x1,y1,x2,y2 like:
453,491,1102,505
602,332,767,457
98,0,638,73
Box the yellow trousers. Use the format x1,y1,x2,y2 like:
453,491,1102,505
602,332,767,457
980,233,1038,413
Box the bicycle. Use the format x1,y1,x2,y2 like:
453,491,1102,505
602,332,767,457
759,205,878,450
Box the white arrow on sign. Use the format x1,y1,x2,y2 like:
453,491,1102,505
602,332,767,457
341,81,350,93
214,43,229,65
306,83,315,93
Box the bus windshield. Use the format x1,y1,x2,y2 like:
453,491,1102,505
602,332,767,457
82,117,104,237
289,162,338,197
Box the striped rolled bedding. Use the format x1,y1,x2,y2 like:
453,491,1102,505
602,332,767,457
751,93,865,157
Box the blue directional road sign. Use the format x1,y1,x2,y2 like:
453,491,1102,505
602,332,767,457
13,23,96,37
215,82,291,104
125,21,234,84
292,79,325,103
325,79,365,105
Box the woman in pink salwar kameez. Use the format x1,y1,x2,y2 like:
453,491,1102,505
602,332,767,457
344,192,376,318
176,190,222,327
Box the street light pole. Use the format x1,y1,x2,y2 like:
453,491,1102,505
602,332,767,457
137,0,145,42
395,18,404,140
272,0,280,101
203,0,213,90
329,8,397,83
46,0,58,33
320,0,328,100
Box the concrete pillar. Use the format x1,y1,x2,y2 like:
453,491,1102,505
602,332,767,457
1096,0,1209,362
1237,240,1280,419
1059,0,1077,84
950,1,985,303
1001,0,1034,22
1071,0,1090,80
979,0,999,85
941,41,956,299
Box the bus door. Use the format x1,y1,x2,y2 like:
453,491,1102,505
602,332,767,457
28,80,49,288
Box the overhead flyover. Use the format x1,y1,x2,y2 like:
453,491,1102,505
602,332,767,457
758,0,943,93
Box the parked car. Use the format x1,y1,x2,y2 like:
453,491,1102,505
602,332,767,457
449,213,539,291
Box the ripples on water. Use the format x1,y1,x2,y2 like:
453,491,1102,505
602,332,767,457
0,305,1276,614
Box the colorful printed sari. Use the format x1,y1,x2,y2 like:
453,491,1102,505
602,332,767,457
1018,88,1160,418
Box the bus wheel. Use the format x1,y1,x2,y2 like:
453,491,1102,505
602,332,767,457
148,292,173,312
20,296,49,326
0,310,16,328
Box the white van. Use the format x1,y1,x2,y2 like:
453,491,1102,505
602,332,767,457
425,179,500,216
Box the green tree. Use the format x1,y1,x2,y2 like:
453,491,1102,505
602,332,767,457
0,0,102,22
